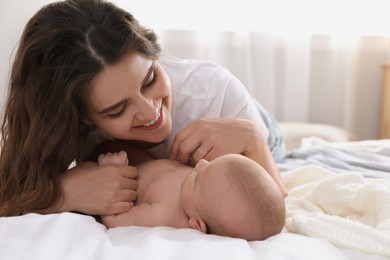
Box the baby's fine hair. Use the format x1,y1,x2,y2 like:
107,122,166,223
0,0,160,216
204,155,286,241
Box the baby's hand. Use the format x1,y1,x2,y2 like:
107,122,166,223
98,151,129,166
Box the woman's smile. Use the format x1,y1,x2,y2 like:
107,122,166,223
137,106,163,129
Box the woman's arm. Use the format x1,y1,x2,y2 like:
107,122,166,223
241,122,288,197
0,161,138,216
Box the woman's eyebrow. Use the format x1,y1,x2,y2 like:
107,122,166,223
141,62,155,85
98,100,125,115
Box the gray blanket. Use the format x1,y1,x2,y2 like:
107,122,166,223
277,138,390,179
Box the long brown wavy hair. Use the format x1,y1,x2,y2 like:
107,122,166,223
0,0,161,216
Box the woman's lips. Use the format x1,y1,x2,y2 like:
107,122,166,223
137,106,163,130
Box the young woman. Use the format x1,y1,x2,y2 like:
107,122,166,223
0,0,286,217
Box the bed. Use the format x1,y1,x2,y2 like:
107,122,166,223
0,137,389,260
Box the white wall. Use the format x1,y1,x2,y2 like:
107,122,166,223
0,0,56,120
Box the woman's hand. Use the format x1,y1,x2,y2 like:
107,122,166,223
170,118,287,197
170,118,262,165
60,162,138,215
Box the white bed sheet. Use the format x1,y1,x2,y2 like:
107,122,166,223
0,212,380,260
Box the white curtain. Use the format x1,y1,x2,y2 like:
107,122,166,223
157,31,388,140
1,0,390,140
120,0,390,140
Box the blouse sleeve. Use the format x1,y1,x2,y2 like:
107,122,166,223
219,69,270,140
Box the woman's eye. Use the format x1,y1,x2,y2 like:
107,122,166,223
142,72,158,90
108,109,125,119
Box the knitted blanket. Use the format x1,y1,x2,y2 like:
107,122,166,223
282,165,390,257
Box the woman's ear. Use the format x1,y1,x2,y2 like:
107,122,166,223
83,117,93,125
189,216,207,234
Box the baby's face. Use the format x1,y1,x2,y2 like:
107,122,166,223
180,156,230,219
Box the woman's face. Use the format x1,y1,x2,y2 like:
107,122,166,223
85,52,172,144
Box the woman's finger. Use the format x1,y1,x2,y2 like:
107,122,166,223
170,122,197,160
172,130,204,164
117,189,138,202
176,138,204,165
119,178,138,191
203,147,227,162
190,144,212,165
120,165,138,179
110,201,134,215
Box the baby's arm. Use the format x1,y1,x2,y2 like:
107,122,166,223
101,202,175,228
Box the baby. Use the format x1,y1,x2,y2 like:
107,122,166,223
99,152,285,241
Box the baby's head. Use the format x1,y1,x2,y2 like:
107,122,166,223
180,154,285,241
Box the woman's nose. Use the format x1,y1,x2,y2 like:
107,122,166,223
134,97,158,122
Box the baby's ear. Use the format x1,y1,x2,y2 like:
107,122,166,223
189,216,207,234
